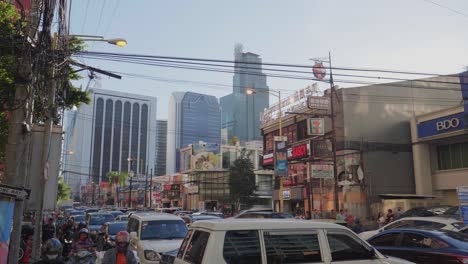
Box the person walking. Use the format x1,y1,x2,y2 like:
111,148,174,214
377,212,386,228
102,231,138,264
385,209,395,224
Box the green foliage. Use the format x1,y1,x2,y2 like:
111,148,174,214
228,136,240,146
106,171,128,187
57,176,71,202
0,112,8,162
229,149,256,207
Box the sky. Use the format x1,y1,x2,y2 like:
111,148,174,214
70,0,468,119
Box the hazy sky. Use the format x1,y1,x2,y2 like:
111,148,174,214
70,0,468,119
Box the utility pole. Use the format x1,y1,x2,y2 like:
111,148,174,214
328,52,340,212
149,169,153,208
145,165,148,207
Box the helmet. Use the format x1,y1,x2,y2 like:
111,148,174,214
78,228,89,235
42,238,62,260
116,231,130,252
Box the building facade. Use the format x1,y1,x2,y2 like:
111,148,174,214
220,45,269,142
262,75,463,217
411,105,468,204
166,92,221,174
63,89,157,197
155,120,167,176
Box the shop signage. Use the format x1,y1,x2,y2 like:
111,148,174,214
417,112,466,138
275,141,288,177
187,185,199,194
311,164,334,178
260,84,318,125
287,144,310,160
457,186,468,224
313,140,333,159
312,62,326,80
171,184,180,191
308,118,325,136
307,96,330,110
262,153,274,165
282,190,291,200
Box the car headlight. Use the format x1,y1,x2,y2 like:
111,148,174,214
144,250,160,261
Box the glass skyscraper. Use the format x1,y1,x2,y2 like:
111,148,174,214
155,120,167,176
166,92,221,174
220,45,269,142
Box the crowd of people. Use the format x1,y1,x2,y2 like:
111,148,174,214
20,215,138,264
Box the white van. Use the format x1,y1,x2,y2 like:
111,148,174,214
127,212,187,263
174,219,413,264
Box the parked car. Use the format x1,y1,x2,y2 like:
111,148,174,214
173,219,412,264
368,228,468,263
97,221,128,251
160,248,179,264
86,212,115,236
128,212,188,263
400,205,453,218
232,207,273,218
115,215,129,221
441,206,461,220
359,217,465,240
233,211,293,219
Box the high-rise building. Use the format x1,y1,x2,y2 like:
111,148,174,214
220,44,269,142
155,120,167,176
63,89,157,196
166,92,221,174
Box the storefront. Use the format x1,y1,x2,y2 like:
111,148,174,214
411,105,468,204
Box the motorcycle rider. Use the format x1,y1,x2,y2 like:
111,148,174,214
102,231,138,264
42,218,56,243
70,228,95,255
34,238,65,264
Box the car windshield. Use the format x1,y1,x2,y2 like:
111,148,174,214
89,214,114,225
108,222,127,235
140,220,187,240
74,215,85,223
440,231,468,250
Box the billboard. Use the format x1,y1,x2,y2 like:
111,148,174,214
308,118,325,136
311,164,334,178
275,141,288,177
191,142,221,170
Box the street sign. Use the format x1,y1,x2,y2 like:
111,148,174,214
0,184,30,199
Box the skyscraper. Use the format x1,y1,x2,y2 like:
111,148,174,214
220,44,269,141
63,88,157,195
155,120,167,176
166,92,221,174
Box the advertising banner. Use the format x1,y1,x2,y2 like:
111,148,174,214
275,141,288,177
308,118,325,136
0,196,15,264
191,143,221,170
312,140,333,159
311,164,334,178
457,186,468,224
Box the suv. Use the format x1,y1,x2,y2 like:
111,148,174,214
128,212,188,263
174,219,412,264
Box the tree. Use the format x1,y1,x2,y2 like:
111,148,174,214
228,136,240,146
57,176,71,202
106,171,128,187
229,149,256,210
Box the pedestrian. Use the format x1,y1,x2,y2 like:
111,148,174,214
329,209,336,219
34,238,66,264
395,207,402,220
351,218,364,233
42,218,56,242
102,231,138,264
377,212,386,228
336,209,345,221
385,209,394,224
345,212,355,226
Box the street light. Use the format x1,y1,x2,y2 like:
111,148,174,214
67,34,128,47
246,88,284,212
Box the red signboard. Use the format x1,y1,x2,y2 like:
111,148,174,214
287,144,310,160
262,153,274,165
163,184,171,191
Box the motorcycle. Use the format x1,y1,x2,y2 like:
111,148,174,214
61,232,74,260
70,248,96,264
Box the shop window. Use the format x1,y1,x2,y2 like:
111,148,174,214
437,142,468,170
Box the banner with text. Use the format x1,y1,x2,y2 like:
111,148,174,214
275,141,288,177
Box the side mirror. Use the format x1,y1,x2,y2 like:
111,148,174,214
368,247,376,258
130,231,137,240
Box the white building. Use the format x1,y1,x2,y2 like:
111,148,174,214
63,89,157,198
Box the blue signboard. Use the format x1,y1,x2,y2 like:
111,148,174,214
275,141,288,177
459,71,468,118
417,112,465,138
461,205,468,225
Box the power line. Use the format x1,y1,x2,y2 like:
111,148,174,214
80,0,90,33
421,0,468,18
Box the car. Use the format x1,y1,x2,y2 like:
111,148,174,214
231,207,273,218
96,221,128,251
368,228,468,263
127,212,188,263
85,208,100,214
173,219,412,264
400,205,453,218
68,210,85,217
160,248,179,264
73,215,85,224
155,207,181,214
115,215,129,221
441,206,461,220
86,212,115,236
191,211,224,218
232,211,294,219
190,215,222,222
359,216,466,240
102,210,124,219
